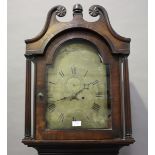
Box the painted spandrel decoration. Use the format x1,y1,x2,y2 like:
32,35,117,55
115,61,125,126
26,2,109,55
46,40,111,129
23,4,135,155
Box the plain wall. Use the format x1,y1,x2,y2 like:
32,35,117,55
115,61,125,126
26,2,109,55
8,0,148,155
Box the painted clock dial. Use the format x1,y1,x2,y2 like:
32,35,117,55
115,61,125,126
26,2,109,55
45,40,111,129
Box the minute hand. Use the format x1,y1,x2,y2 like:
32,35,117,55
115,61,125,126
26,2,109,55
70,81,97,100
84,80,99,89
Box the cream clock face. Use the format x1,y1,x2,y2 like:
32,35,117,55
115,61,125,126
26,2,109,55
46,40,110,129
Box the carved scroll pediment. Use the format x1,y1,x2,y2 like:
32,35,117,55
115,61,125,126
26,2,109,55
25,4,130,56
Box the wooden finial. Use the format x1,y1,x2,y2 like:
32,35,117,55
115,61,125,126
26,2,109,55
73,4,83,16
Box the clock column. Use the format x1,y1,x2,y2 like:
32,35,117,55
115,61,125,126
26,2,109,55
24,55,32,139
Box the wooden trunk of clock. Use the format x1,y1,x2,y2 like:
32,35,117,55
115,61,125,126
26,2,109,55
22,4,135,155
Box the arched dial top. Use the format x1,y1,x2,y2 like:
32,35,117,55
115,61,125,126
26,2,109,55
25,4,130,57
46,39,111,129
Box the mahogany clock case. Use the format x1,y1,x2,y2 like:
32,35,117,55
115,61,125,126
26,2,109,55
22,4,135,155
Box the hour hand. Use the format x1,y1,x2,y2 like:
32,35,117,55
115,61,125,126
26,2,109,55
55,96,71,102
70,88,84,101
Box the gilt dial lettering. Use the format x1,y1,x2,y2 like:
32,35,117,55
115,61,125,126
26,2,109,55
84,70,88,77
49,81,55,84
58,113,64,122
59,70,64,77
71,66,77,75
92,80,99,85
48,102,56,112
92,102,100,112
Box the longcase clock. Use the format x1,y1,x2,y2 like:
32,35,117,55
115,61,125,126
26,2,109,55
22,4,135,155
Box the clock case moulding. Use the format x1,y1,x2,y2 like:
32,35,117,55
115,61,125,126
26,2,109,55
22,4,135,155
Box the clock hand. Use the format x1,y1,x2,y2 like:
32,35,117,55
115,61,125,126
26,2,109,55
75,88,84,96
70,87,85,101
71,80,100,100
55,84,88,102
84,80,99,89
55,96,71,102
56,80,99,102
70,81,99,101
55,90,83,102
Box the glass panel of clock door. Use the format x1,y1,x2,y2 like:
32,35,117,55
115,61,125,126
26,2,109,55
45,40,111,129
